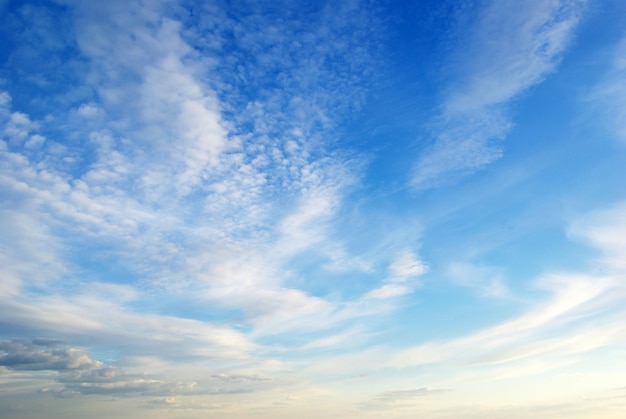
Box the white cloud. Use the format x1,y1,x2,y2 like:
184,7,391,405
300,327,368,351
322,248,373,274
314,275,620,378
568,202,626,271
386,273,615,369
588,36,626,143
66,2,230,199
364,249,427,300
389,249,428,280
446,262,509,298
75,103,100,119
444,0,585,113
0,292,258,366
412,0,586,190
0,196,68,296
0,1,624,416
311,202,626,376
0,93,40,148
23,134,45,149
0,91,10,108
364,284,412,300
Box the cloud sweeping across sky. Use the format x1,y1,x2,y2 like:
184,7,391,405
411,0,586,190
0,0,625,417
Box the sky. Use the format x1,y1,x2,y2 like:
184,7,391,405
0,0,626,417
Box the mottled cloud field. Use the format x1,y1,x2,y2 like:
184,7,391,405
1,0,626,417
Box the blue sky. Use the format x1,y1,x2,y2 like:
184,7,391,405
1,0,626,417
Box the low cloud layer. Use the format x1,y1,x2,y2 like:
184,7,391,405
0,339,101,371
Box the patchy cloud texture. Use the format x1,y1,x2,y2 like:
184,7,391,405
1,0,625,418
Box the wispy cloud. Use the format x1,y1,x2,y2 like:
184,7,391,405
446,262,509,298
386,273,619,369
568,201,626,271
412,0,586,190
1,1,624,416
312,203,626,376
0,0,398,395
358,386,449,412
373,386,447,403
588,35,626,143
365,249,428,299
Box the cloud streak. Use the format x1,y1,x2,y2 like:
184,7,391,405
311,203,626,379
588,35,626,144
412,0,586,190
365,249,428,299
